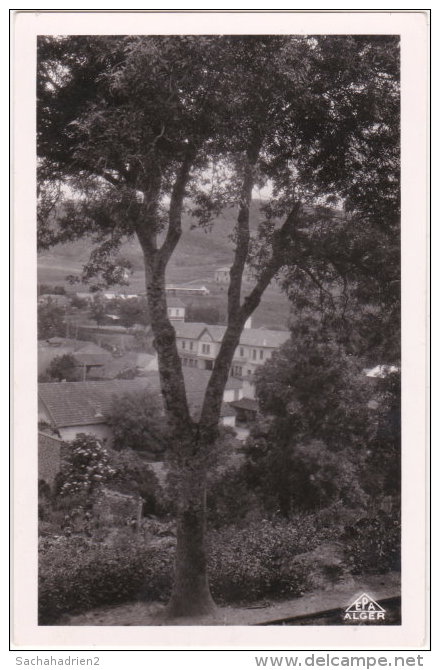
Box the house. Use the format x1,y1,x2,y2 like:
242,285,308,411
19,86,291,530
228,397,259,424
165,285,210,296
38,339,112,377
215,265,254,285
38,369,240,445
38,378,159,444
173,320,290,379
167,297,186,322
215,266,230,284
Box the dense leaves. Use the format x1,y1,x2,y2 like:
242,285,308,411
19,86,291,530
37,300,65,340
58,433,115,499
38,35,400,616
46,353,79,382
243,323,374,516
107,389,169,455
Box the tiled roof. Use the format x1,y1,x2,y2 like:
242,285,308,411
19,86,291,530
173,322,209,339
182,369,237,418
39,367,239,428
182,367,242,392
39,379,161,428
174,321,289,349
239,328,290,348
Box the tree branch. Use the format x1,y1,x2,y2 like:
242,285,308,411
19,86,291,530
157,146,197,269
198,202,301,436
227,141,261,323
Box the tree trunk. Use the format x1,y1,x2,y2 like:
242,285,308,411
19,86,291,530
166,462,216,618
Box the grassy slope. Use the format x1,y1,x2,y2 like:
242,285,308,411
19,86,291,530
38,201,292,329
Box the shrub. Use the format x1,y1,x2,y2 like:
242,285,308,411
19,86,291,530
38,536,173,624
343,508,401,574
58,433,115,499
207,465,261,528
47,353,80,382
39,513,341,622
208,516,331,603
109,450,171,517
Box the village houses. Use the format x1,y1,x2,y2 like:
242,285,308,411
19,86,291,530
173,317,290,381
38,368,240,444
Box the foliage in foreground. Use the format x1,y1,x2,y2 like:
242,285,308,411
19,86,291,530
344,508,401,574
39,515,330,623
56,433,115,499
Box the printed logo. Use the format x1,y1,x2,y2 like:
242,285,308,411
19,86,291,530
344,593,386,621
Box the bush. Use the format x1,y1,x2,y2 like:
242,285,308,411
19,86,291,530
38,536,173,624
343,508,401,574
109,450,171,517
207,465,261,528
208,516,332,603
40,511,336,622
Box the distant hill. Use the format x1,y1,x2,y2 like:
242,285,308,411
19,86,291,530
37,199,293,331
38,200,270,287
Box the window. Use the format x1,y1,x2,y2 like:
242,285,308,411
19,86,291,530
182,341,186,349
240,347,244,357
260,350,264,360
252,349,257,360
247,369,252,375
202,343,211,354
190,341,193,351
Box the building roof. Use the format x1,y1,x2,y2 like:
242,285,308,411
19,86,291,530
239,328,290,348
174,322,289,349
39,379,160,428
228,397,259,412
173,322,209,340
73,354,108,367
167,297,186,308
182,367,242,392
39,368,239,428
180,368,236,419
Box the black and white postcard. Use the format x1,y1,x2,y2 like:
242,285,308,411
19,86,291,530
12,10,429,652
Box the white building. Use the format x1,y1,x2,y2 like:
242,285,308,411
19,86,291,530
167,297,186,322
173,319,290,379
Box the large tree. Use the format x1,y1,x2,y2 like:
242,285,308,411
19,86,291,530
37,35,399,617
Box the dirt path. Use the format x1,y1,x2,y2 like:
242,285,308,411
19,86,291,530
61,572,400,627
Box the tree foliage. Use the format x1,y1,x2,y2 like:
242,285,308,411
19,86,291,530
37,299,65,340
107,389,169,456
109,449,167,516
243,322,373,516
38,34,400,616
108,297,150,328
58,433,115,500
46,353,79,382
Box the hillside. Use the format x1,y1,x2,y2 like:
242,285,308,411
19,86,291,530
37,200,292,329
